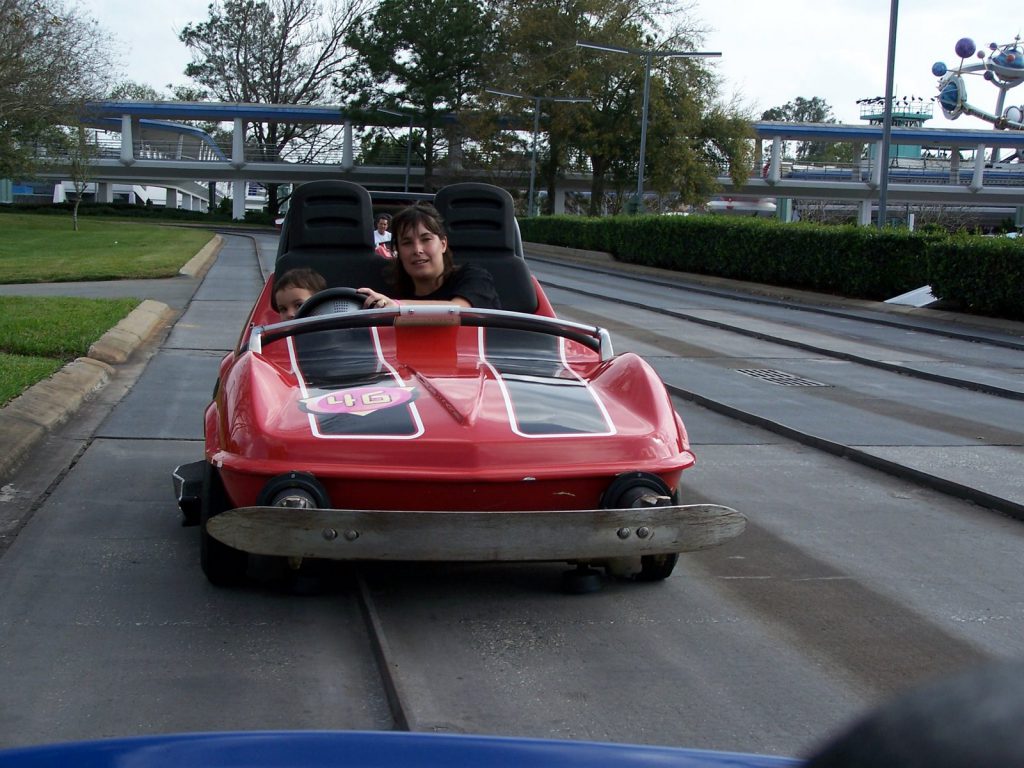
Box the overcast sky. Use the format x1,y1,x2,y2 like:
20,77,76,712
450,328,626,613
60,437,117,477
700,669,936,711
89,0,1020,131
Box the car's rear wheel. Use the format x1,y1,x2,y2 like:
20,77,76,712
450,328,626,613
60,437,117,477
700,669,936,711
635,552,679,581
200,462,248,586
602,472,680,582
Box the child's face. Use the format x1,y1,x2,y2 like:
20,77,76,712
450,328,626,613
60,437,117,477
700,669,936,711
275,286,315,320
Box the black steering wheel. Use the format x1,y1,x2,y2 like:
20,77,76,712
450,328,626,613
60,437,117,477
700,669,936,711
294,287,368,319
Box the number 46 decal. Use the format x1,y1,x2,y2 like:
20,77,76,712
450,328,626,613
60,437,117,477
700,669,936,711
301,385,417,417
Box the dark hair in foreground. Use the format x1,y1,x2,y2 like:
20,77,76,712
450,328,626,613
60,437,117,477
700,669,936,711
387,203,455,296
804,659,1024,768
271,267,326,311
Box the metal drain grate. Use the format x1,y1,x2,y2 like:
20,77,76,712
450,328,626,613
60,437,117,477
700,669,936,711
735,368,832,387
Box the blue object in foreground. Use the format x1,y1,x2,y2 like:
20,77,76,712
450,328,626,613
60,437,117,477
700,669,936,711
0,730,800,768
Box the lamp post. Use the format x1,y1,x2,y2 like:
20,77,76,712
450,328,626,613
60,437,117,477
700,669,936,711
576,41,721,213
379,108,414,193
877,0,899,229
485,88,590,217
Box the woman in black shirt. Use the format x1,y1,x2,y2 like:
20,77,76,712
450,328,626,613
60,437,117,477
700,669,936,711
357,204,500,310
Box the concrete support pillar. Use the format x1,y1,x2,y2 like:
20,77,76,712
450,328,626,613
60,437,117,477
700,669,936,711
853,143,865,180
175,134,185,160
552,184,566,215
96,182,114,203
446,124,463,170
950,149,960,183
231,118,245,169
232,180,246,220
969,143,986,192
343,120,353,170
858,199,873,226
182,195,194,212
767,137,782,185
166,188,179,209
120,114,135,166
868,141,883,189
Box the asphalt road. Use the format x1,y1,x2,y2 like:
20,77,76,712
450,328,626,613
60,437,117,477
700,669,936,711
0,234,1021,758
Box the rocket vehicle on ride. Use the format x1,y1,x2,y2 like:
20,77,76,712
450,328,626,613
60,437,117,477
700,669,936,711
173,181,745,587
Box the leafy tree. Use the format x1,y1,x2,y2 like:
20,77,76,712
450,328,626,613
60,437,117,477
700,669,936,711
107,81,166,101
761,96,852,163
179,0,369,214
0,0,115,179
342,0,498,188
488,0,753,214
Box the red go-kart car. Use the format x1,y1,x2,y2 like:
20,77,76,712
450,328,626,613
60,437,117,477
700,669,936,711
173,181,745,588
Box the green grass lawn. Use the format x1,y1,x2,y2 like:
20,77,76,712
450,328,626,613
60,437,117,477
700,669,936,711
0,214,213,283
0,296,141,357
0,295,141,407
0,214,212,406
0,352,64,407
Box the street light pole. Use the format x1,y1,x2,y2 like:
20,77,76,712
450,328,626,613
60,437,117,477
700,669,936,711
379,108,413,193
637,52,654,210
877,0,899,229
485,88,591,217
576,41,721,213
529,96,541,217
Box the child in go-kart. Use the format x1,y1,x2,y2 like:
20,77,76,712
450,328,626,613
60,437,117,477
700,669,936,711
272,268,326,320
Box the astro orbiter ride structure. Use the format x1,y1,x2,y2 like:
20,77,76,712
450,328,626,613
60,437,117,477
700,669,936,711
933,36,1024,131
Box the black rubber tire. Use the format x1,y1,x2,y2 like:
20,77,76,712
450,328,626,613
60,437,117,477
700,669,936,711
635,552,679,581
562,565,604,594
199,462,248,586
603,472,680,582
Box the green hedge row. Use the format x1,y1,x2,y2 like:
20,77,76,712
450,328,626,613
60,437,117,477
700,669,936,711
520,215,1023,321
928,233,1024,319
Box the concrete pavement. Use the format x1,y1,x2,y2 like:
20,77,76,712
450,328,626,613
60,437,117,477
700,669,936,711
0,236,223,481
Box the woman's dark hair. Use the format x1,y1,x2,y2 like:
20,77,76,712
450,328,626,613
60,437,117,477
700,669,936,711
387,203,456,297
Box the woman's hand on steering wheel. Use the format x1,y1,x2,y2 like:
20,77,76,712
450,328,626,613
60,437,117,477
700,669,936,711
357,288,400,310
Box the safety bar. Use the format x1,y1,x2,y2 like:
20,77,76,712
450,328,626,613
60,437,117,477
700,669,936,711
248,306,614,361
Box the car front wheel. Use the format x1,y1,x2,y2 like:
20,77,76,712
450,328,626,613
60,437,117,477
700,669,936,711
200,462,248,586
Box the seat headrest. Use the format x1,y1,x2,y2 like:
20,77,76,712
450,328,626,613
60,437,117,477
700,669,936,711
278,180,375,255
433,183,518,254
433,183,536,313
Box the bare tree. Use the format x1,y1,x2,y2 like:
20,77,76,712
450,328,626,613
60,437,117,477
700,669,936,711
180,0,370,215
66,125,97,231
0,0,115,178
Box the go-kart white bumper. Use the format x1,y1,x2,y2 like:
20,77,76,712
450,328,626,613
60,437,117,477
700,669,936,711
205,504,745,561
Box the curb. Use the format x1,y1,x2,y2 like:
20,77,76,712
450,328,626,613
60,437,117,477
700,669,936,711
88,299,176,365
524,242,615,263
179,234,223,278
0,357,114,481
